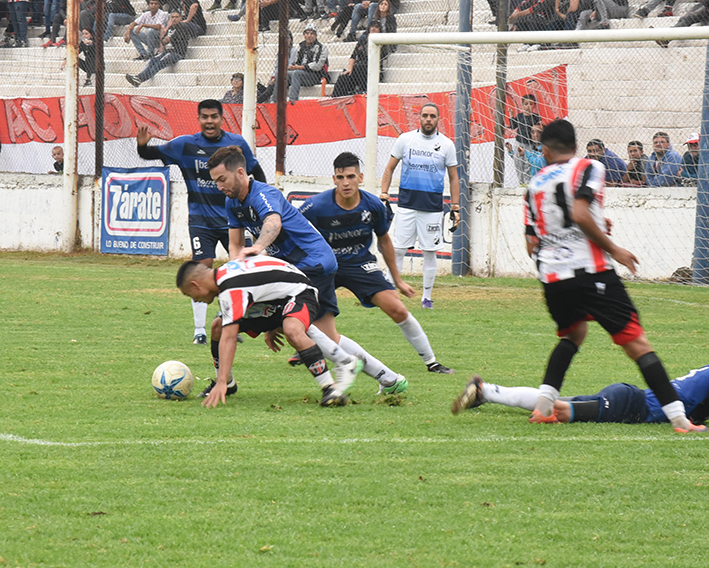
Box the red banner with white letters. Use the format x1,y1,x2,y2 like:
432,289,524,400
0,65,566,147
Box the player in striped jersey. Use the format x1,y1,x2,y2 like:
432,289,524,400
299,152,453,379
176,256,362,407
523,119,704,433
206,145,408,395
136,99,267,346
452,365,709,427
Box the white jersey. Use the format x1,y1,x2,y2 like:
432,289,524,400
215,255,317,326
524,157,613,284
391,129,457,212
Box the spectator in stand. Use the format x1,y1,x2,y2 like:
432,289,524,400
576,0,628,30
646,132,682,187
206,0,238,11
40,0,60,39
181,0,206,38
509,0,558,34
41,0,65,46
344,0,398,43
300,0,328,21
79,0,96,33
634,0,675,18
679,132,700,183
61,28,95,86
103,0,136,42
8,0,29,47
330,0,354,38
124,0,169,60
656,1,709,48
221,72,244,104
522,123,546,176
326,0,348,19
258,0,303,31
373,0,396,56
585,138,627,186
49,145,64,173
508,94,542,185
621,140,648,187
287,23,329,101
331,20,380,98
125,11,190,86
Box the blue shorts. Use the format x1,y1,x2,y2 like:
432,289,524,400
570,383,648,424
334,262,395,308
189,226,229,261
300,266,339,320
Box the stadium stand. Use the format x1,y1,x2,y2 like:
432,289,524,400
0,0,704,150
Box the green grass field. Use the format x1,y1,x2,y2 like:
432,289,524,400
2,252,709,568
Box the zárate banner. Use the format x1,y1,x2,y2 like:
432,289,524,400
0,66,567,147
101,167,170,255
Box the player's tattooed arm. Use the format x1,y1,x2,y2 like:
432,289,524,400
236,214,282,260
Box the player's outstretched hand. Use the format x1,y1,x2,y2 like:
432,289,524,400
612,247,638,275
202,381,227,408
264,330,285,352
136,125,152,146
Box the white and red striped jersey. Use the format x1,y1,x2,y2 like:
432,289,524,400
524,157,613,284
215,255,317,326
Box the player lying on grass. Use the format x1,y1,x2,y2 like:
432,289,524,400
451,365,709,427
299,151,454,378
176,257,362,407
522,119,704,433
207,145,407,396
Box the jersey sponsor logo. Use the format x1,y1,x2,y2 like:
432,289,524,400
361,210,372,223
426,224,441,233
328,228,365,242
194,159,209,173
361,262,380,273
409,148,437,158
197,178,217,187
332,244,366,256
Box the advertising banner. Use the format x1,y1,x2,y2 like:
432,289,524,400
101,167,170,255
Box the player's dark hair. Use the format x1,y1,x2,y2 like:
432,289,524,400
333,152,361,171
522,93,537,103
198,99,223,117
420,102,439,116
176,260,202,288
586,138,605,150
207,145,246,171
540,119,576,153
628,140,643,151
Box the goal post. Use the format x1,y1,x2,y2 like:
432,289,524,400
364,26,709,283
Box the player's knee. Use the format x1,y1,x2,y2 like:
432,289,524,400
388,302,409,323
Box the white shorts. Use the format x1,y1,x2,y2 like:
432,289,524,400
392,207,444,251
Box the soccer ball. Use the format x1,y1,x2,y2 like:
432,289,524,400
152,361,194,400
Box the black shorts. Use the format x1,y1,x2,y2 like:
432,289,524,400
569,383,649,424
300,266,339,320
189,226,229,261
335,262,395,308
543,269,644,345
222,289,320,338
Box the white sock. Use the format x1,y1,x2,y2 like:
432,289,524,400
422,250,437,301
306,326,352,364
396,313,435,364
338,335,398,385
662,400,690,429
535,384,560,416
481,383,539,411
192,300,208,334
314,370,335,389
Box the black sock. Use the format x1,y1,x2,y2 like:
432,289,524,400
211,340,220,371
636,352,678,406
543,338,578,391
298,345,329,383
569,400,600,422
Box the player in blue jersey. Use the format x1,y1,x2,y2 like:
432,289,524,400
205,145,408,400
380,103,460,309
451,365,709,428
135,99,267,346
300,152,454,378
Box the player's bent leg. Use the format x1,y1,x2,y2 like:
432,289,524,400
337,334,403,393
534,329,584,418
312,311,341,344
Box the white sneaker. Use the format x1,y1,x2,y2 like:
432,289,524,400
333,355,363,396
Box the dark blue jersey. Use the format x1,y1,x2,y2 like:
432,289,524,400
226,180,337,274
147,131,257,230
645,364,709,423
299,189,392,267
